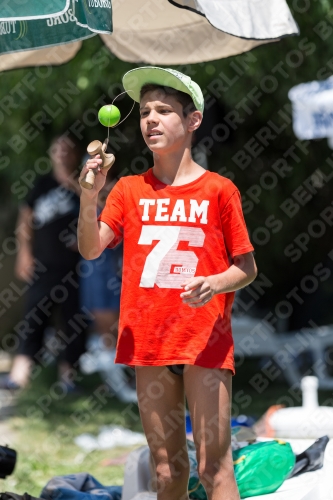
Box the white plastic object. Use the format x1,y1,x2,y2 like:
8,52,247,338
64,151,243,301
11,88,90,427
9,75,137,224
270,376,333,438
301,376,319,409
122,446,156,500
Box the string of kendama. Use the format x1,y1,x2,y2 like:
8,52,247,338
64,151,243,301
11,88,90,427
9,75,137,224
80,104,121,190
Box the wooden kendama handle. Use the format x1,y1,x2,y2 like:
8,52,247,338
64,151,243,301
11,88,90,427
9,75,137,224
80,139,115,190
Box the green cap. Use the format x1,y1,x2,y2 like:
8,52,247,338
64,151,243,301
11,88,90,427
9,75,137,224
122,66,204,113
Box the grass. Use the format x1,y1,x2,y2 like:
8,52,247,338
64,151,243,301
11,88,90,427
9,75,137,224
0,359,332,496
0,367,142,496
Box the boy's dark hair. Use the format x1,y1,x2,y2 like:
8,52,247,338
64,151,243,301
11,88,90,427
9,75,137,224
140,84,196,117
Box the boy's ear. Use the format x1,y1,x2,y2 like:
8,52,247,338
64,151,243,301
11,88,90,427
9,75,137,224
188,111,203,132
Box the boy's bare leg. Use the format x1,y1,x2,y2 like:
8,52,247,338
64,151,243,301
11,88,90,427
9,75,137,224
184,366,240,500
136,366,190,500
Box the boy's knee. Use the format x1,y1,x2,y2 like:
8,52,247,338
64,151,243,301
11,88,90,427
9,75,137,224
155,459,189,480
154,459,189,492
198,455,234,490
198,460,217,488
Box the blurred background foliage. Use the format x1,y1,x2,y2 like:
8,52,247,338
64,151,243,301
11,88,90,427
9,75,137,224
1,0,333,332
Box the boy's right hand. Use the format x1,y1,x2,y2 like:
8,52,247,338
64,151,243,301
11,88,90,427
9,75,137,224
79,155,108,196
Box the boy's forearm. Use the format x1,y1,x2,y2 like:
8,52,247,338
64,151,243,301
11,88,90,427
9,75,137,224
209,264,257,295
78,193,102,260
210,253,257,294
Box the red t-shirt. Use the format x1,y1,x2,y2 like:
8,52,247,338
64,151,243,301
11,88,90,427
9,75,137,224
98,168,254,373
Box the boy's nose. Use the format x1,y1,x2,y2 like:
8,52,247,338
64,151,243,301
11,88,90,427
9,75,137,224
147,110,159,123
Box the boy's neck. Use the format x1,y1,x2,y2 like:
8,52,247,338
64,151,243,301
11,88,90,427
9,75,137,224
152,147,205,186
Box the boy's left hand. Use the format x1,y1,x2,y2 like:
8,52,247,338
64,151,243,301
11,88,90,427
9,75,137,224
180,276,215,308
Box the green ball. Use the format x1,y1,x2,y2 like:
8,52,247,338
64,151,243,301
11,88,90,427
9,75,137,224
98,105,121,127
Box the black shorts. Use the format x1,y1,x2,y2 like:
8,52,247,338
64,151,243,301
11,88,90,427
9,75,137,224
167,364,185,376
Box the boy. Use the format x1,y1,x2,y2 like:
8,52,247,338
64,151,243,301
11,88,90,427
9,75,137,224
78,67,257,500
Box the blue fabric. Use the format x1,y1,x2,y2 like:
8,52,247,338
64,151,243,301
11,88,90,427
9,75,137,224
40,473,122,500
80,245,122,311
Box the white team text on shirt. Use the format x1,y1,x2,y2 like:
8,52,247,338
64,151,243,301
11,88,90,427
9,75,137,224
139,199,209,224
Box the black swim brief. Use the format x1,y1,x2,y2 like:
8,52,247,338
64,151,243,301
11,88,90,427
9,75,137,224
167,364,185,376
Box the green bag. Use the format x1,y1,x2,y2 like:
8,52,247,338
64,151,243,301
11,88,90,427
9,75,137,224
233,440,295,498
188,439,295,499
